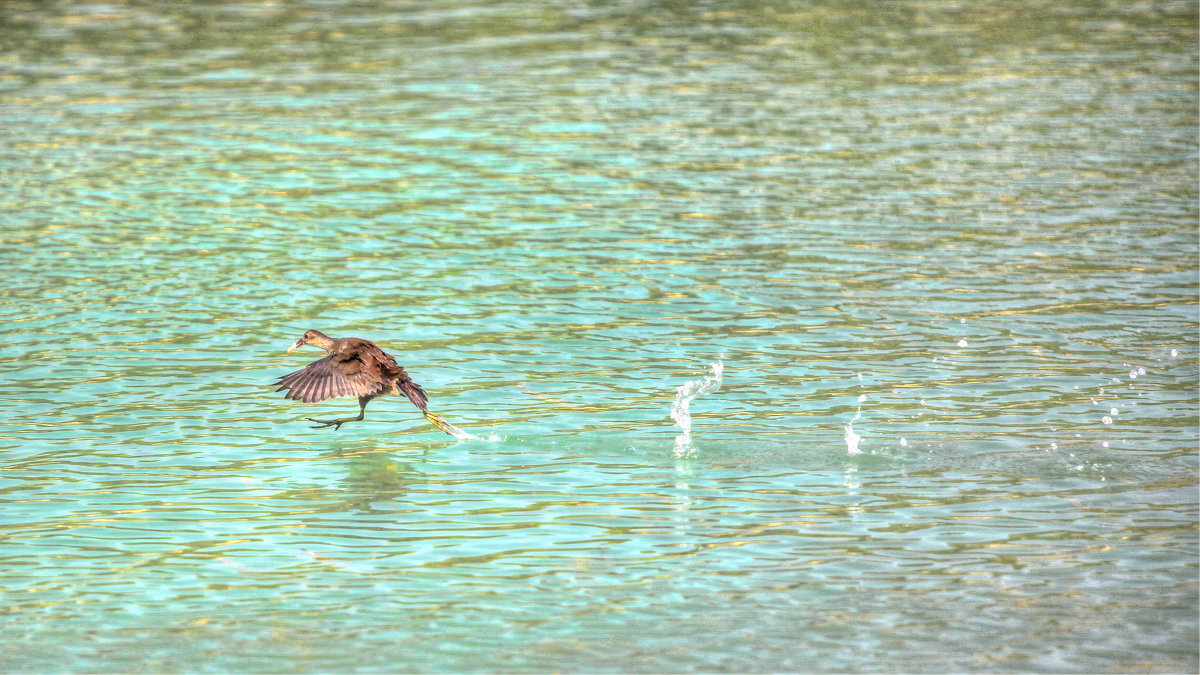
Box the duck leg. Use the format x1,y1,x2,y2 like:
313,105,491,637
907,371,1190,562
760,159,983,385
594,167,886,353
307,397,369,431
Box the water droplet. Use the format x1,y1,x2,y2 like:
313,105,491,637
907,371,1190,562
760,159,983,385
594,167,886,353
671,359,724,459
844,412,862,455
956,339,969,348
959,318,966,323
1102,441,1109,448
1171,349,1178,358
844,428,862,454
1050,442,1058,450
1109,407,1119,416
1102,415,1113,425
857,394,867,403
900,438,908,447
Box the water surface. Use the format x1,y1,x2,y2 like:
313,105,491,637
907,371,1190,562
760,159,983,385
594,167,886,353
1,1,1197,672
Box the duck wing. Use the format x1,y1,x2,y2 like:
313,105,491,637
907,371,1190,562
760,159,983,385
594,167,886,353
275,355,385,403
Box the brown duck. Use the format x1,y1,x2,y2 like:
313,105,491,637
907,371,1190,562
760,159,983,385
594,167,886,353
276,329,454,435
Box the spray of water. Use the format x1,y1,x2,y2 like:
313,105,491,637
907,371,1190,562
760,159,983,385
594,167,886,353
424,410,484,441
844,408,863,455
671,358,724,459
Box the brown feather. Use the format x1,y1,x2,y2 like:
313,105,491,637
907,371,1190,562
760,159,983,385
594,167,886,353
276,334,431,413
399,379,429,411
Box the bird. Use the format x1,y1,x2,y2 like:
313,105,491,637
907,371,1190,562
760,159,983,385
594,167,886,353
275,329,455,435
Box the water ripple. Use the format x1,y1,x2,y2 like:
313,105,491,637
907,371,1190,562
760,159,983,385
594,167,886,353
0,0,1196,672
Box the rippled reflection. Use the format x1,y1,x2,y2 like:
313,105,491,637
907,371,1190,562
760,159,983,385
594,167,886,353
0,0,1196,672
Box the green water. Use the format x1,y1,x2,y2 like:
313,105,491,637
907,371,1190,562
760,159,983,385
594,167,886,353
1,1,1197,672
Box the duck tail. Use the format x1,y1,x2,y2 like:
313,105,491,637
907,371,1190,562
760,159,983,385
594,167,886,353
396,373,461,438
399,378,429,411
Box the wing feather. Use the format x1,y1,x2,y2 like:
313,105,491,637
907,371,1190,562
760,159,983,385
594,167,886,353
276,339,407,406
275,356,379,404
292,377,316,403
301,376,322,404
321,374,339,401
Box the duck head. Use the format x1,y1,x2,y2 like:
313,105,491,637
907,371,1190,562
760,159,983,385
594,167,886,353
288,329,334,353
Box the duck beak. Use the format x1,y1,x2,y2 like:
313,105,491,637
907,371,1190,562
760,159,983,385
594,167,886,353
287,338,305,353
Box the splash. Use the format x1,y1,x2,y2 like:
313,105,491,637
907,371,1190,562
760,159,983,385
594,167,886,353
671,358,724,459
844,410,863,455
424,410,485,441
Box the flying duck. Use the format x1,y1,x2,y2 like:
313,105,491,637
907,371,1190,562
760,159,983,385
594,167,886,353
276,329,453,435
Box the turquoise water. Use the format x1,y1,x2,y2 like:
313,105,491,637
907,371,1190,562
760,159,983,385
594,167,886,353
2,1,1197,672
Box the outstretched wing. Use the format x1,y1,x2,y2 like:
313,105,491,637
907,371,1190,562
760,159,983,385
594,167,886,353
274,356,384,404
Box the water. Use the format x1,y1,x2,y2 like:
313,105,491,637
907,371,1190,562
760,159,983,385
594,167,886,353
1,1,1197,672
670,358,723,459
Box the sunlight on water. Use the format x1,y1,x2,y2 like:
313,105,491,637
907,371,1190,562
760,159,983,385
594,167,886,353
671,358,724,459
0,1,1195,672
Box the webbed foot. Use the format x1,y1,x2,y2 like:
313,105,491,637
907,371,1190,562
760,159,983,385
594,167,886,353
306,417,355,430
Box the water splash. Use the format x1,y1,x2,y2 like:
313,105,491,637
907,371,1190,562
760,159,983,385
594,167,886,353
844,410,863,455
424,410,487,441
671,358,724,459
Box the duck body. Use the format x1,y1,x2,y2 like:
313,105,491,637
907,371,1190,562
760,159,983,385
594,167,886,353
276,329,431,430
